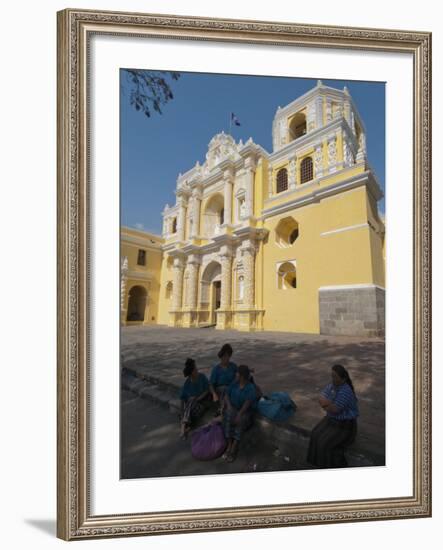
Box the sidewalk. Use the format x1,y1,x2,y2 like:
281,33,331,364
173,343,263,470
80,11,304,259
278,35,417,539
121,325,386,467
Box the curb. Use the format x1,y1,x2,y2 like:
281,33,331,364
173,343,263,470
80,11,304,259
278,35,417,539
121,365,381,468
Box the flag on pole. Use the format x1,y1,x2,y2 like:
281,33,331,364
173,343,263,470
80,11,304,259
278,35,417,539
230,112,241,126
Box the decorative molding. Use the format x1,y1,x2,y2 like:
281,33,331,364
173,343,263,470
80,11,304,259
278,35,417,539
320,222,369,236
57,8,431,540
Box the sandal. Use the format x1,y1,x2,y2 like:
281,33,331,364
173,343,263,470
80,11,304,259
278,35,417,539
222,452,229,460
227,452,237,463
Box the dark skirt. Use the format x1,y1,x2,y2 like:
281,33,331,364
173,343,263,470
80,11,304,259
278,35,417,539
307,416,357,468
222,406,254,442
181,396,210,425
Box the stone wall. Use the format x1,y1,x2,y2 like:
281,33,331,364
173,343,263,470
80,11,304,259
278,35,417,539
319,285,385,337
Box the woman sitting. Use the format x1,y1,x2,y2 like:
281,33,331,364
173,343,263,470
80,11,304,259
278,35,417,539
307,364,359,468
222,365,257,462
209,343,238,406
179,358,210,439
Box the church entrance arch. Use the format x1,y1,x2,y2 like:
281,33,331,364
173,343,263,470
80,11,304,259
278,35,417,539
200,261,222,325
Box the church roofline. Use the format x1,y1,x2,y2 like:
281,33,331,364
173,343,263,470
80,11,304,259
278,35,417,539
274,82,366,133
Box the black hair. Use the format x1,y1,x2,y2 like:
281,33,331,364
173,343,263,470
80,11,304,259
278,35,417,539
217,343,233,359
332,364,356,395
183,358,196,378
238,364,251,380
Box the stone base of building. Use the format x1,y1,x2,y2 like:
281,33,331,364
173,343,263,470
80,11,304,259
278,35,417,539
182,311,199,328
168,311,183,327
167,309,264,331
215,311,232,330
319,284,385,337
232,309,264,332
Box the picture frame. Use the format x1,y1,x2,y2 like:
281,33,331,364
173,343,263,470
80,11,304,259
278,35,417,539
57,8,432,540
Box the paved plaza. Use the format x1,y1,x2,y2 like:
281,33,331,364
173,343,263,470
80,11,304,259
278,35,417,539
121,325,385,470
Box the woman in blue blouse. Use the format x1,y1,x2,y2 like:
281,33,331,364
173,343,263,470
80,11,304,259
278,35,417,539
307,364,359,468
179,358,210,439
209,343,238,406
222,365,257,462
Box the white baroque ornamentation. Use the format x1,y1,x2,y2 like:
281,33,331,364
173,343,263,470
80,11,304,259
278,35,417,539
327,136,337,171
239,198,247,218
357,132,367,162
314,145,323,176
279,119,286,146
205,132,239,171
343,140,355,166
326,99,332,122
288,158,297,188
307,102,316,132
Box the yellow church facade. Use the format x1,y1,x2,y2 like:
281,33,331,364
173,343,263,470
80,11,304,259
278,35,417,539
121,81,385,337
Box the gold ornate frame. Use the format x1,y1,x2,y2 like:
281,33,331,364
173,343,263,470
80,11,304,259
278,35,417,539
57,8,432,540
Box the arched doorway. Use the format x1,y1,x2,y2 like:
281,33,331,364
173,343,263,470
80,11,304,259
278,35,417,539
126,285,148,322
200,261,222,325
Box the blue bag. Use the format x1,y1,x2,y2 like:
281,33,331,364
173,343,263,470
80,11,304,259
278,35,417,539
257,392,297,422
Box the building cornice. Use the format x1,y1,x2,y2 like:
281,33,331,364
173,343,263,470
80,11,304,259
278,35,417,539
126,269,155,281
121,227,163,249
261,170,383,220
269,116,357,165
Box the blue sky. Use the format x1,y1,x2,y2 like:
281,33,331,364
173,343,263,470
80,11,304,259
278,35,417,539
120,71,385,234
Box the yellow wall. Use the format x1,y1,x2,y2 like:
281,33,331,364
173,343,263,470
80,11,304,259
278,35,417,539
121,228,163,325
261,186,380,333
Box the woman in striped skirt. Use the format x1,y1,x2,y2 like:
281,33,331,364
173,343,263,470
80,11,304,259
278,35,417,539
307,364,359,468
179,358,210,439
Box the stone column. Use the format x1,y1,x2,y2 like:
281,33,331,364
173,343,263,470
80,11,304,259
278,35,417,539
121,256,129,324
220,249,233,309
244,157,256,218
172,257,185,312
187,255,200,310
177,197,187,242
182,255,200,327
223,169,234,225
190,188,201,238
242,240,256,308
217,247,233,330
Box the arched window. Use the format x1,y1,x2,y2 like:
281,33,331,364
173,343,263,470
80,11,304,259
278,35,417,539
289,112,307,141
300,157,313,184
278,262,297,290
276,168,288,193
275,216,299,248
203,193,224,237
171,217,177,234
